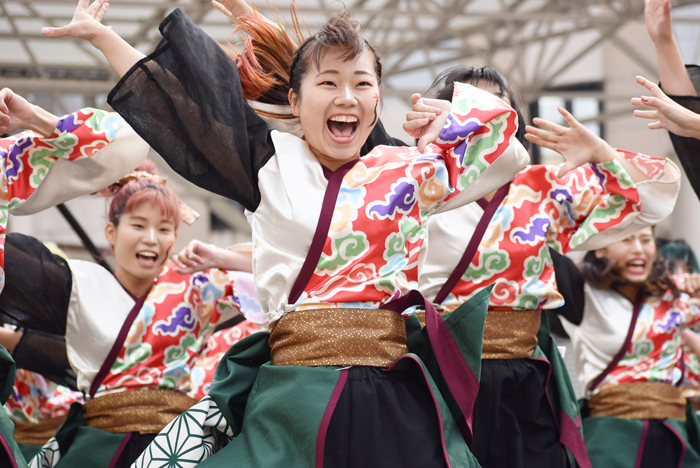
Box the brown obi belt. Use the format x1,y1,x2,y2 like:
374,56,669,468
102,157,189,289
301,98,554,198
482,309,541,360
589,382,686,421
83,389,197,434
14,415,66,446
269,308,407,368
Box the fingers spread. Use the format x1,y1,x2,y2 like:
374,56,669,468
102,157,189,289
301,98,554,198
95,1,109,22
531,117,567,135
633,109,658,120
212,0,235,20
557,107,580,128
525,125,559,143
524,133,555,151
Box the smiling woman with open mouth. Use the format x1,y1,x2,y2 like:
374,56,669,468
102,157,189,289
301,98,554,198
560,227,700,468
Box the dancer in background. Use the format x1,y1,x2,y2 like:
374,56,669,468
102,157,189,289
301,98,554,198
414,66,679,468
561,227,700,468
172,240,265,401
43,0,531,466
0,156,259,468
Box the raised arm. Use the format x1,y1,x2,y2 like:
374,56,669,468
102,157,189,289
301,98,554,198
526,108,680,252
41,0,145,77
525,106,648,181
645,0,696,96
0,94,148,217
45,1,275,211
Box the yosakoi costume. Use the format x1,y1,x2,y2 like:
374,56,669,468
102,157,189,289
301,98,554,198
418,156,680,468
0,108,148,291
189,320,265,400
0,345,26,468
681,350,700,412
108,9,528,468
562,285,700,468
5,370,83,460
0,232,257,468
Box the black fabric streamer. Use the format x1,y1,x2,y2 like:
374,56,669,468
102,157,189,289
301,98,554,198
107,8,275,212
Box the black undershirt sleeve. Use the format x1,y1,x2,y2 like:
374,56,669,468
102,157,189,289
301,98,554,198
548,249,585,337
0,233,76,389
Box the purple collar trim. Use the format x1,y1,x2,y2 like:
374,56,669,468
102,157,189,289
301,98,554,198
434,182,510,305
288,157,359,305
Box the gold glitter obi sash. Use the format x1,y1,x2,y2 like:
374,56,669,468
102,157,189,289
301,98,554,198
83,389,197,434
14,415,66,446
589,382,686,421
481,310,541,360
269,308,408,368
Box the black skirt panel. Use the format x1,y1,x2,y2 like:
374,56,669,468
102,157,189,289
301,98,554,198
472,358,569,468
324,366,449,468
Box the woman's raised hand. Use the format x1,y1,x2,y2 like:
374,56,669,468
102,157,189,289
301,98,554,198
645,0,674,46
525,107,616,178
41,0,110,42
212,0,255,23
632,75,700,139
403,93,451,153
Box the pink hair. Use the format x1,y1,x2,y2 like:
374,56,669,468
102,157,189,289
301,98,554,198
105,160,182,229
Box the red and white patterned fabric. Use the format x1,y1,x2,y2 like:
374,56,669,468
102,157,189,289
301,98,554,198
97,266,261,396
0,109,145,292
188,321,265,400
564,285,699,395
421,154,678,311
5,370,83,424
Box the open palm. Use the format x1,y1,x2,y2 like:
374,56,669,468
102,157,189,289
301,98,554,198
632,75,700,138
645,0,673,44
41,0,109,41
525,107,611,177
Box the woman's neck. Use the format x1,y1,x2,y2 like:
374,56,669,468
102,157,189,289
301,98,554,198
308,146,358,172
114,267,154,298
616,283,642,303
